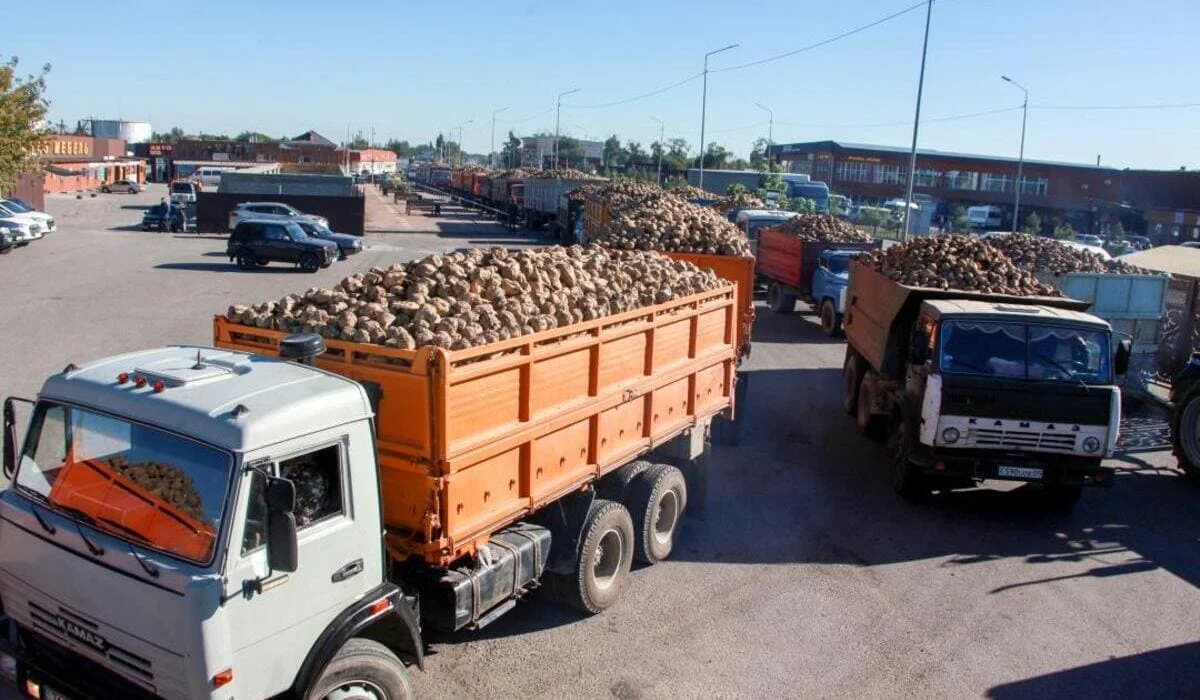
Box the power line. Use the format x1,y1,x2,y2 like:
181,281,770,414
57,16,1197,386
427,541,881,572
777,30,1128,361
564,73,703,110
496,107,554,124
775,104,1021,130
712,0,930,74
1032,101,1200,111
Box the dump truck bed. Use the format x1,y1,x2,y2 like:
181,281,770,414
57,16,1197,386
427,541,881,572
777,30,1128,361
755,228,878,293
844,262,1090,379
214,284,737,567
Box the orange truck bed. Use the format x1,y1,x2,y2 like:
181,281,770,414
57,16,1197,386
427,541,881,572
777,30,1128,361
214,284,737,567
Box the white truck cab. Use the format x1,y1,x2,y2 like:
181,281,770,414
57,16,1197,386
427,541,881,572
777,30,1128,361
0,344,421,699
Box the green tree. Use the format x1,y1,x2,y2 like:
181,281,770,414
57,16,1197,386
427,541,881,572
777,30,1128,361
859,207,888,235
602,134,624,170
727,183,749,196
1023,211,1042,235
234,131,278,143
1109,219,1126,241
0,56,51,193
789,197,817,214
748,137,769,171
499,131,521,168
949,205,972,233
696,142,731,169
626,141,646,166
1053,218,1075,239
151,126,184,143
663,138,691,172
348,131,369,149
557,136,585,168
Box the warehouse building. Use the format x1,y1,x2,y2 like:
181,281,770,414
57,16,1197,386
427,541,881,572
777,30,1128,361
767,140,1200,241
8,135,145,209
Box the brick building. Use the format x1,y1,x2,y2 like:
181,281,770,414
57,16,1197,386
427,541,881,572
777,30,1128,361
767,140,1200,241
133,130,345,182
8,135,145,210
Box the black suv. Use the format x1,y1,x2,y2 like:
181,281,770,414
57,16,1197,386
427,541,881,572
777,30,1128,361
227,219,338,272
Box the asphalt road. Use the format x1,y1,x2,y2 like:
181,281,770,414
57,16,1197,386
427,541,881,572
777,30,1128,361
1,185,1197,699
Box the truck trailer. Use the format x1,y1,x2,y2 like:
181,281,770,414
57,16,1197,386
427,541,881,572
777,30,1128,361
842,262,1131,508
0,281,741,699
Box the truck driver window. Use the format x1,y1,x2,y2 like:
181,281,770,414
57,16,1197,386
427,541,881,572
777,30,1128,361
279,445,344,528
940,322,1111,383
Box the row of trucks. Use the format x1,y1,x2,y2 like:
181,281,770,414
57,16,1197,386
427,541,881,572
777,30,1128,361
0,243,757,698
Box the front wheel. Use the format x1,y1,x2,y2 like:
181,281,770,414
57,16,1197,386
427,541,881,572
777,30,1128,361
101,187,111,194
236,251,258,270
889,412,927,500
820,299,841,337
128,187,137,194
306,638,413,700
1172,386,1200,482
300,253,321,273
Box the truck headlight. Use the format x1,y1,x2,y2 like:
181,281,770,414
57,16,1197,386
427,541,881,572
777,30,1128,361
1082,436,1101,453
941,427,960,444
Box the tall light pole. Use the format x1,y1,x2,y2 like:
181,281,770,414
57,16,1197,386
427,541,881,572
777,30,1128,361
651,117,664,184
555,88,581,170
754,102,773,165
455,120,473,167
901,0,934,242
699,43,739,191
491,107,509,168
1002,75,1029,234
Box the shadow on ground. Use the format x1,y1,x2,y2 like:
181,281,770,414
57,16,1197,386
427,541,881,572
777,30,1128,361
986,641,1200,698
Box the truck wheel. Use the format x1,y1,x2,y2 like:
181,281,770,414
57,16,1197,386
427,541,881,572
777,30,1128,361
629,464,687,564
767,283,796,314
600,460,652,503
843,354,862,416
1042,484,1083,513
888,412,927,500
820,299,841,337
555,499,635,614
856,380,885,441
306,638,414,700
1172,386,1200,482
236,251,257,270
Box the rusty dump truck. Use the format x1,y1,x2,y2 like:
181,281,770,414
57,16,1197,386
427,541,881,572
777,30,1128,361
0,272,742,698
842,262,1132,510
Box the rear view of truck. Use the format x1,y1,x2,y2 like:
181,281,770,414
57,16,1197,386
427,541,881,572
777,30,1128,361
842,236,1131,510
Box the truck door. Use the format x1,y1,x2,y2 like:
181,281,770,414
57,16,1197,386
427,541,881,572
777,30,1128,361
222,428,379,697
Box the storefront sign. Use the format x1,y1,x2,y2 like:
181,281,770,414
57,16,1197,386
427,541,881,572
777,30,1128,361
845,155,882,164
38,139,92,157
149,143,173,156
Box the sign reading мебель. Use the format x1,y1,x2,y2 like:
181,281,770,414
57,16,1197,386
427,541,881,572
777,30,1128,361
37,137,92,157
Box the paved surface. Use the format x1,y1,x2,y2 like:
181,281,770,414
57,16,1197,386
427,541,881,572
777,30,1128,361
1,185,1197,698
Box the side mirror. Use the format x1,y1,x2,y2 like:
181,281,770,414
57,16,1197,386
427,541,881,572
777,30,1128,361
265,477,298,573
1114,339,1132,376
3,398,16,479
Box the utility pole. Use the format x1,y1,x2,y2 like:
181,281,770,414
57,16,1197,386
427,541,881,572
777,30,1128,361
491,107,509,168
651,117,664,184
699,43,739,191
901,0,934,242
455,120,473,167
754,102,773,165
555,89,581,170
1002,75,1029,234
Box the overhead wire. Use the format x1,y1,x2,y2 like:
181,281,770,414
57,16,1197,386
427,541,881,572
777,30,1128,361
565,73,704,110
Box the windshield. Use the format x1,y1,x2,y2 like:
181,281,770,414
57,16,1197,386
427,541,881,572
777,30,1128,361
171,182,192,193
1,200,30,213
939,321,1111,384
297,221,329,237
824,255,854,274
16,402,232,564
284,221,311,239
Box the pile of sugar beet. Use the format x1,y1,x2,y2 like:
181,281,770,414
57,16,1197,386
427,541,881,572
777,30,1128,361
227,246,726,351
861,234,1155,296
581,181,754,257
104,456,206,523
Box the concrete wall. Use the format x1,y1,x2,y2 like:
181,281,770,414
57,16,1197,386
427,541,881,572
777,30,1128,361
195,192,365,235
218,172,353,197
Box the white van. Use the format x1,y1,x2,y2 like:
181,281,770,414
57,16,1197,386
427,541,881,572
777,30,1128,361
194,166,236,191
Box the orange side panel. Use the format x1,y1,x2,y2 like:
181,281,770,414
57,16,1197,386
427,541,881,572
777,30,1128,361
663,252,755,359
443,448,525,548
596,396,648,466
597,330,648,391
444,364,522,456
377,454,439,537
652,317,693,373
529,418,592,507
649,377,691,440
693,362,728,414
530,346,592,419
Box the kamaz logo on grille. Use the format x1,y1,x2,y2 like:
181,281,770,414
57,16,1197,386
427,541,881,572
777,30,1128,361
55,615,107,652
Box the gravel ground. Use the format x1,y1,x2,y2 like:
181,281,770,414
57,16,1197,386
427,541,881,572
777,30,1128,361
0,185,1197,699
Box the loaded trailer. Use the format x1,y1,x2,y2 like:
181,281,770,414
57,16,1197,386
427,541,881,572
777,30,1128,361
755,228,879,335
0,282,740,699
842,262,1132,509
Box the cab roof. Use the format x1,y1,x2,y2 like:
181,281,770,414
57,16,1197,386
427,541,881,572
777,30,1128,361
923,299,1109,328
38,346,371,453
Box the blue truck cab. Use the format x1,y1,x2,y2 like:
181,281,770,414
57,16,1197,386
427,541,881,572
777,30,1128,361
811,249,865,336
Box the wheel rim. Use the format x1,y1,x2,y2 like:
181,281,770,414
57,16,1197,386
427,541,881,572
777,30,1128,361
303,256,318,271
592,528,625,590
325,681,386,700
652,489,680,546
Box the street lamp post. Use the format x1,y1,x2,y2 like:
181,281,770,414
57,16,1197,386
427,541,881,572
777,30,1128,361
491,107,509,169
901,0,934,242
754,102,773,164
555,88,581,170
651,117,664,184
1002,75,1029,234
455,120,473,167
699,43,739,191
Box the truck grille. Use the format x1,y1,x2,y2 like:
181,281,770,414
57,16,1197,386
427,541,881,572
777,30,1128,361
27,601,155,685
969,427,1077,453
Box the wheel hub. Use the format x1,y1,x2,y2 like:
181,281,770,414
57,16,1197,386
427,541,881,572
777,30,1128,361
325,680,385,700
653,490,679,545
593,528,624,590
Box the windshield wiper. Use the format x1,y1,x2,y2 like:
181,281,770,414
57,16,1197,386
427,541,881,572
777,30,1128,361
94,515,160,578
51,504,106,556
948,357,993,375
1033,355,1091,390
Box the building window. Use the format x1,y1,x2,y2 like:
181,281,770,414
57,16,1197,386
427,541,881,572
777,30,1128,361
912,169,941,188
873,164,905,185
1018,176,1049,197
980,173,1012,193
836,161,871,182
947,171,978,190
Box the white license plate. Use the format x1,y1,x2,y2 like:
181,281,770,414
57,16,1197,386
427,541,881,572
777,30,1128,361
998,465,1044,480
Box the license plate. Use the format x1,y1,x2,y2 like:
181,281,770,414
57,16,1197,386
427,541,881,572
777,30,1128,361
998,465,1044,480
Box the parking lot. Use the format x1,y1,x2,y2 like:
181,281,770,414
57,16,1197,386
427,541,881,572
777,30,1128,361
1,186,1198,698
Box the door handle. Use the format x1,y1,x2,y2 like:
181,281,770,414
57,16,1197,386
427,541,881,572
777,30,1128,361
331,559,364,583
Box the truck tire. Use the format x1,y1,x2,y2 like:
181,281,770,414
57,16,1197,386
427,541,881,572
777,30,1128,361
629,464,687,565
856,380,885,441
819,299,841,337
767,283,796,314
1172,385,1200,482
888,411,928,500
600,460,653,503
306,638,414,700
843,353,862,416
551,499,635,614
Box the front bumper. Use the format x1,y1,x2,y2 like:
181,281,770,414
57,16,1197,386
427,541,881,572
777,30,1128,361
1,623,158,700
913,445,1113,487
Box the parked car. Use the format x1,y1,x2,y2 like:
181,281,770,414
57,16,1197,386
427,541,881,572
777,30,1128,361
141,203,188,232
101,179,141,194
0,218,35,246
0,225,14,254
1124,235,1153,251
228,201,329,231
0,199,54,234
1073,233,1104,247
169,180,199,205
226,218,338,272
294,220,363,259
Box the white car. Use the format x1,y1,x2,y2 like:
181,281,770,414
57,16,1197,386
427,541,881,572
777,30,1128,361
228,202,329,231
0,200,54,235
0,217,36,245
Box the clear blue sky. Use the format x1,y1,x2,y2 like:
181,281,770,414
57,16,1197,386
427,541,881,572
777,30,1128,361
7,0,1198,169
